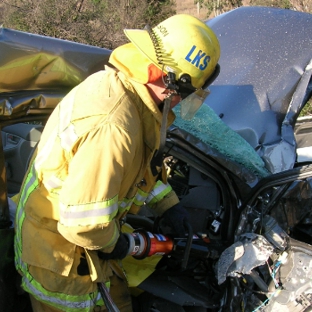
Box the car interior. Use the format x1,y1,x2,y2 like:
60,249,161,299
3,116,312,200
2,123,43,196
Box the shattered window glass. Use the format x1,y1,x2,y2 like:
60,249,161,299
173,103,270,178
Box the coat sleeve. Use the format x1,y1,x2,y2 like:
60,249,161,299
57,122,138,252
145,161,179,215
146,181,180,216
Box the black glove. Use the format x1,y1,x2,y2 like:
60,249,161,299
162,203,189,237
98,233,129,260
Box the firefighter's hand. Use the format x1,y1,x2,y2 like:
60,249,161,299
98,233,129,260
162,203,189,237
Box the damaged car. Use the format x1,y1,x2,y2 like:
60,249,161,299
1,5,312,312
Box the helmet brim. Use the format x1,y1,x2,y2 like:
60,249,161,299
124,29,162,73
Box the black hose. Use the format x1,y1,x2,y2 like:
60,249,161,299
97,282,120,312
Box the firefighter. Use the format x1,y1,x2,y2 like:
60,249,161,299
14,13,220,312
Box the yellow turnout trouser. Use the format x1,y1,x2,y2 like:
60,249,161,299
30,273,133,312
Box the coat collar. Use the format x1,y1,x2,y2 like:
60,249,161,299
116,69,176,126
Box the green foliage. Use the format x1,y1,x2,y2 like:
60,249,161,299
194,0,242,17
251,0,312,12
250,0,292,9
300,99,312,117
144,0,176,25
1,0,176,49
194,0,312,17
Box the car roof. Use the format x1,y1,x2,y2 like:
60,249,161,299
205,6,312,149
172,6,312,174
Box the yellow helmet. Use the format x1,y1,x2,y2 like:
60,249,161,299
124,14,220,91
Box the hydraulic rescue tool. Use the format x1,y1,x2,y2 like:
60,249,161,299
124,222,223,270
